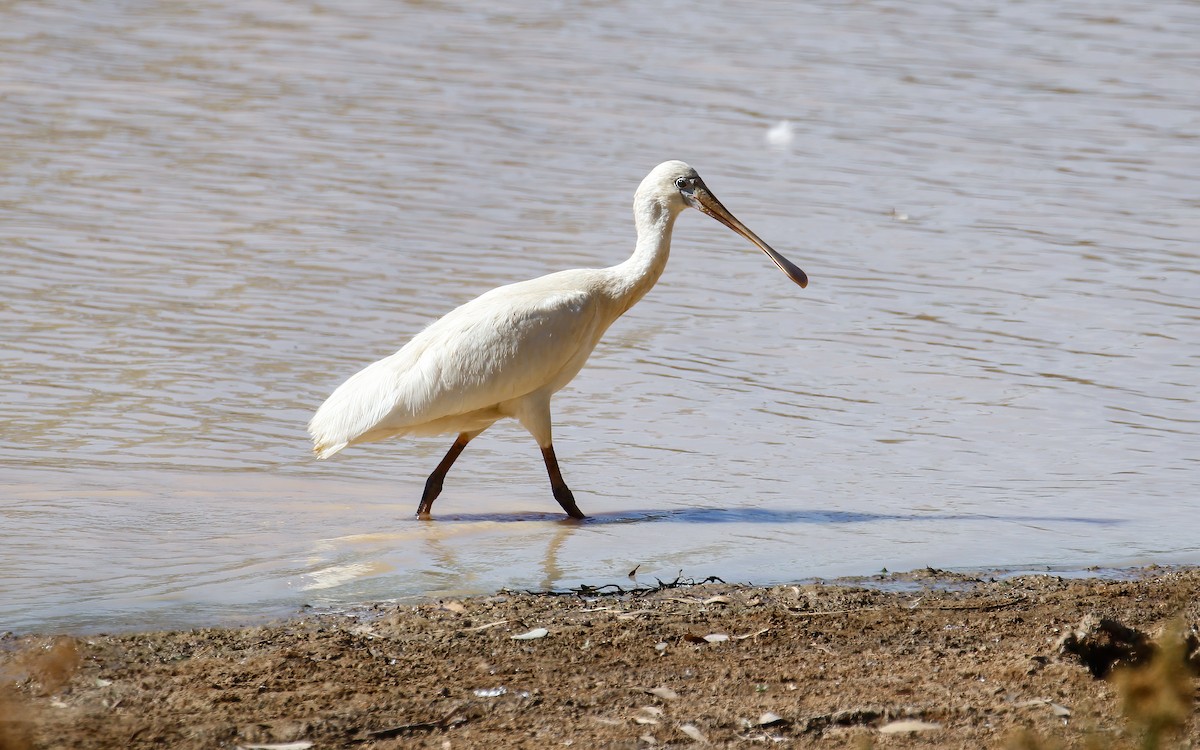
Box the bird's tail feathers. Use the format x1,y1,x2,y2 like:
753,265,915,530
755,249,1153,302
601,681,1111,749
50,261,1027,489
312,440,348,460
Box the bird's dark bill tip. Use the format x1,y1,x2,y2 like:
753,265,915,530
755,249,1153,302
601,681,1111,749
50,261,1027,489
765,246,808,288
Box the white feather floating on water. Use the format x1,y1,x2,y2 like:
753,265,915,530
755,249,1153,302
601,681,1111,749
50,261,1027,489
766,120,794,147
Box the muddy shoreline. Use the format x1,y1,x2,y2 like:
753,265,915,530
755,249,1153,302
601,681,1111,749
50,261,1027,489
3,567,1198,749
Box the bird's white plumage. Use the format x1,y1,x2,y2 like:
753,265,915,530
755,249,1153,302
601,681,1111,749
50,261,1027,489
309,269,611,457
309,162,700,460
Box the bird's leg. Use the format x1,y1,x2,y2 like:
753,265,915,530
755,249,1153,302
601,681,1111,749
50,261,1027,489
513,401,584,520
540,444,586,520
417,433,472,519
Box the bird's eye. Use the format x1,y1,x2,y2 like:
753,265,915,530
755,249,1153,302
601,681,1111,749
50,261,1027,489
674,177,688,190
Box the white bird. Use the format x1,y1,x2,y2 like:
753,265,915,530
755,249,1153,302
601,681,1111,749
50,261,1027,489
308,160,808,520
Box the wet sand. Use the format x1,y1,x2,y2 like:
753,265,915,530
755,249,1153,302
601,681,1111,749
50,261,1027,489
2,567,1197,749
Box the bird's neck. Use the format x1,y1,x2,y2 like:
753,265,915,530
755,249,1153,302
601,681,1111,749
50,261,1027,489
606,196,680,313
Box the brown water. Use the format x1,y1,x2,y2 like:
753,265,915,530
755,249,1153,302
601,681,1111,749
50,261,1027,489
2,0,1198,632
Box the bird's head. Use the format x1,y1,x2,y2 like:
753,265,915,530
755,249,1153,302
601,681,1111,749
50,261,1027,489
641,160,808,289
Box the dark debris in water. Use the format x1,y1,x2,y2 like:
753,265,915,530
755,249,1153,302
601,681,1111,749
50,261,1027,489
513,574,727,599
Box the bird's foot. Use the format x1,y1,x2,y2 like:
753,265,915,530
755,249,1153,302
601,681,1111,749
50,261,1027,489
553,484,586,520
417,478,443,518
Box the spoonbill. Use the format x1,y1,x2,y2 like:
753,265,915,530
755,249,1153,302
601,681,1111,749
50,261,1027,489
308,160,807,520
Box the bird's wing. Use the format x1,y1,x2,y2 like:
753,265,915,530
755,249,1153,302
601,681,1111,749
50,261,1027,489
308,271,605,454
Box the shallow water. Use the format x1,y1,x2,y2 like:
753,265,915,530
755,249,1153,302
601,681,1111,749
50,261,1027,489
2,0,1198,632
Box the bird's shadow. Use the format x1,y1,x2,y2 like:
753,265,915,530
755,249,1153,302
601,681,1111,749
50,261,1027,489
428,506,1124,527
